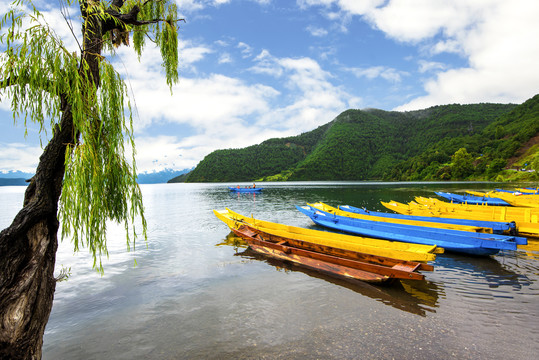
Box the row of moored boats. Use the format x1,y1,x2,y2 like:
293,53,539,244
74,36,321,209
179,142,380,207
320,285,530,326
214,187,538,285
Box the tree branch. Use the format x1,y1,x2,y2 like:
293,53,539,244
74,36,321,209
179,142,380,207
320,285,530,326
102,3,185,33
0,75,65,101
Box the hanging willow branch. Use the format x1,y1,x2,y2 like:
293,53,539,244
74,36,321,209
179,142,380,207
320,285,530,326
0,0,183,273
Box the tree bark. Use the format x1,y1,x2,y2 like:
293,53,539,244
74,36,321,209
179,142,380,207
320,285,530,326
0,106,74,359
0,6,103,358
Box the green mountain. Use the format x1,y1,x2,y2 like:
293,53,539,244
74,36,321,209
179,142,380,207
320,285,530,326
173,94,539,183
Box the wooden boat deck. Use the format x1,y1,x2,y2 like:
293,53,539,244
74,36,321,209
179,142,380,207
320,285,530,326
232,225,431,284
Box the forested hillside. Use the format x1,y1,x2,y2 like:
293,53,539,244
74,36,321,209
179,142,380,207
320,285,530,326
182,122,331,182
170,94,539,183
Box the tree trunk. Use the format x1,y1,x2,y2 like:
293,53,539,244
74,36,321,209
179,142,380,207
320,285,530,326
0,107,74,359
0,7,103,358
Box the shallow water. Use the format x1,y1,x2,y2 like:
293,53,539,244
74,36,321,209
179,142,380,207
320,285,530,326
1,182,538,359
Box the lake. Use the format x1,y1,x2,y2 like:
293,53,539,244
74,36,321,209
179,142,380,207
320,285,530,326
1,182,538,359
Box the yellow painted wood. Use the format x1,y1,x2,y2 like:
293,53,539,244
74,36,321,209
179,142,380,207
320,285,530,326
466,190,539,208
516,187,539,194
308,202,492,233
213,208,442,262
381,200,539,238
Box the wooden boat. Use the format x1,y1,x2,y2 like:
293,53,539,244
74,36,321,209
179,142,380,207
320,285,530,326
382,199,539,238
213,209,442,262
231,225,432,283
339,204,516,235
309,202,496,233
413,197,539,222
297,205,526,256
228,187,263,193
466,190,539,208
435,191,510,206
516,187,539,194
495,188,539,195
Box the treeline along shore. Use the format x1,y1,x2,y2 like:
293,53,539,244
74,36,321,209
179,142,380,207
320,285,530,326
170,94,539,183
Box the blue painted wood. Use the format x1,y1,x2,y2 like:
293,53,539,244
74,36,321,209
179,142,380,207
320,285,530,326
229,187,263,193
296,206,527,256
496,188,539,195
435,191,511,206
339,204,517,234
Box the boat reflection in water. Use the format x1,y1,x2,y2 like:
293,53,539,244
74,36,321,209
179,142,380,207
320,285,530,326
216,232,441,317
517,238,539,260
215,232,249,250
434,251,532,290
229,190,262,201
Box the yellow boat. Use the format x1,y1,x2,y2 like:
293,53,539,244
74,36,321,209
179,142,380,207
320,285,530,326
414,196,539,220
308,202,494,233
466,190,539,208
213,208,443,262
516,187,539,194
381,199,539,238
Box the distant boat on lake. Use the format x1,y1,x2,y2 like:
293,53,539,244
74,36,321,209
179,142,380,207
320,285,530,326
229,186,263,193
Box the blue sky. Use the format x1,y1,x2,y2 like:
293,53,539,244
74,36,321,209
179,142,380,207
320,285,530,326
1,0,538,174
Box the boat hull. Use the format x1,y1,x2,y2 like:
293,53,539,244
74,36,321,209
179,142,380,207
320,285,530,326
435,191,510,206
297,206,525,256
340,204,516,234
311,202,495,233
213,209,442,262
386,198,539,238
466,190,539,208
232,225,431,283
228,187,263,193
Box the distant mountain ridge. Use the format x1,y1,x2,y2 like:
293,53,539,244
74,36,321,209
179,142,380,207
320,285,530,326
136,168,193,184
0,171,34,179
0,169,192,186
0,178,28,186
0,171,33,186
175,94,539,182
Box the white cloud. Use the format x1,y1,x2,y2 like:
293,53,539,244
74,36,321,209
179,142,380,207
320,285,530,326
347,66,408,83
0,143,42,173
306,25,328,37
396,0,539,109
129,72,279,130
249,51,354,131
218,53,232,64
250,50,283,77
302,0,539,110
180,43,213,66
237,42,253,58
132,136,188,172
117,44,357,172
176,0,231,12
418,60,446,73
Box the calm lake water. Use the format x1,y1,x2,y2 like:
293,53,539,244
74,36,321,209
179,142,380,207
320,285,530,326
1,182,538,359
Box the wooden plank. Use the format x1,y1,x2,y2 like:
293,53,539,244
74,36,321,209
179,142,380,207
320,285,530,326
249,226,434,272
392,263,421,272
232,226,426,281
248,244,388,283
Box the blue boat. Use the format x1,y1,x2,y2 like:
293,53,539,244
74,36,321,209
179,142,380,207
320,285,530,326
229,187,263,193
338,204,516,235
435,192,510,206
296,206,527,256
495,189,520,194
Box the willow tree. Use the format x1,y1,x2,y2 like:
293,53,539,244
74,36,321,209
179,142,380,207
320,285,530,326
0,0,182,358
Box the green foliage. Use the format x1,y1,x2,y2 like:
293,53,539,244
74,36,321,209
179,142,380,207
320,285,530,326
450,148,474,179
0,0,181,272
184,96,539,183
0,2,79,131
